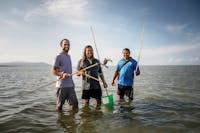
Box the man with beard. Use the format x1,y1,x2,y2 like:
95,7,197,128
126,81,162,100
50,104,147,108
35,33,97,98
51,39,78,112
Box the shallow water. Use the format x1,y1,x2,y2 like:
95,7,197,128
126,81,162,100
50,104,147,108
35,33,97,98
0,65,200,133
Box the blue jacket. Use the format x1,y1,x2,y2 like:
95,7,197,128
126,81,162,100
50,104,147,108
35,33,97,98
116,57,140,86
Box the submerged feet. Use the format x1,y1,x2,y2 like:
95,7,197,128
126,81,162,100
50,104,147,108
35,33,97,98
56,105,62,112
96,104,101,110
56,105,78,113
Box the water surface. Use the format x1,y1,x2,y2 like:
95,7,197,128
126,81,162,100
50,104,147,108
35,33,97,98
0,65,200,133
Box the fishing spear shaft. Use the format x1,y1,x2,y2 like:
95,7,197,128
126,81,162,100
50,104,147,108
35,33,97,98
134,25,144,79
90,26,109,96
20,63,101,97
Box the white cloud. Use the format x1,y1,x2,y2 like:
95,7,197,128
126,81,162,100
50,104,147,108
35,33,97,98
189,57,199,62
0,47,58,64
0,18,30,32
25,0,89,25
1,19,19,29
164,23,189,33
142,43,200,57
168,57,183,63
167,57,200,65
132,43,200,65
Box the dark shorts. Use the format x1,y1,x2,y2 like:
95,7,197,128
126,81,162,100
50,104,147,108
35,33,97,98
117,84,134,100
82,89,102,99
56,87,78,108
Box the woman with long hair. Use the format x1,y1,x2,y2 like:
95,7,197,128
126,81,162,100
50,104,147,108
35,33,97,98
77,45,107,109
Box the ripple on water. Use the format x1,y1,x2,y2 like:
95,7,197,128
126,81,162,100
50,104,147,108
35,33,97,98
0,66,200,133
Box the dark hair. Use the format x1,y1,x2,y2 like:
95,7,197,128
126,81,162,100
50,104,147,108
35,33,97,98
123,48,130,53
81,45,93,66
60,39,69,46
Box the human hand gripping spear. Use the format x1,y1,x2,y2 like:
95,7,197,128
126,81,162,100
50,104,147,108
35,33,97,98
19,59,110,98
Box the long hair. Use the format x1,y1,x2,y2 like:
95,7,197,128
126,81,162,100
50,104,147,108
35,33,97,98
81,45,94,66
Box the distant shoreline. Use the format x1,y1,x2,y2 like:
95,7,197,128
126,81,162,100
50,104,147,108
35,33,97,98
0,62,50,67
0,62,199,67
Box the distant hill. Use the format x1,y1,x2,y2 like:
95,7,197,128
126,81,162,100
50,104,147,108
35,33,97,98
0,62,50,67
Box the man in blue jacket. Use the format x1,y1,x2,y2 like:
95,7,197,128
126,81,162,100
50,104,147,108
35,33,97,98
111,48,140,102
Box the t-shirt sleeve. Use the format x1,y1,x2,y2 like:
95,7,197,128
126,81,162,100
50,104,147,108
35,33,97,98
52,55,60,67
116,61,120,72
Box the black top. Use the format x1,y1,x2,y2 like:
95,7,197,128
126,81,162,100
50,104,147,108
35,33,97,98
77,58,103,90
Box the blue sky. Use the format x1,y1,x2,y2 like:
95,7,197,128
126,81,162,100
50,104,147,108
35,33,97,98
0,0,200,65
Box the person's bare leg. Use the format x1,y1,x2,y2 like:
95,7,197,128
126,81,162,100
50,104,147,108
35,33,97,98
96,99,101,110
83,99,89,107
119,95,125,102
128,97,133,102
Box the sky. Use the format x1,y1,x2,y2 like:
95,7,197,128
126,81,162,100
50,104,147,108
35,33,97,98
0,0,200,65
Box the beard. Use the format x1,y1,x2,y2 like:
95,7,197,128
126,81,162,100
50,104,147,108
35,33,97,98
63,47,69,52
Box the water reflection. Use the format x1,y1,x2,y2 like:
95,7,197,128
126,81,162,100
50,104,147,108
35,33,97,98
57,107,104,133
57,111,78,133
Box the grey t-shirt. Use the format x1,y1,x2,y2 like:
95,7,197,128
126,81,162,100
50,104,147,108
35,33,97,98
53,53,74,88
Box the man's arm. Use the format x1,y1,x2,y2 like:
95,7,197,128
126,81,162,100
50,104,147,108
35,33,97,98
51,66,70,78
97,63,107,88
99,74,108,88
51,66,63,76
111,71,119,86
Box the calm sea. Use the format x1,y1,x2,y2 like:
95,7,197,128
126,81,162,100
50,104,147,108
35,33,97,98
0,65,200,133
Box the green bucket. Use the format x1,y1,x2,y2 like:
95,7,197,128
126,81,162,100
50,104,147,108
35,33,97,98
102,94,114,107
